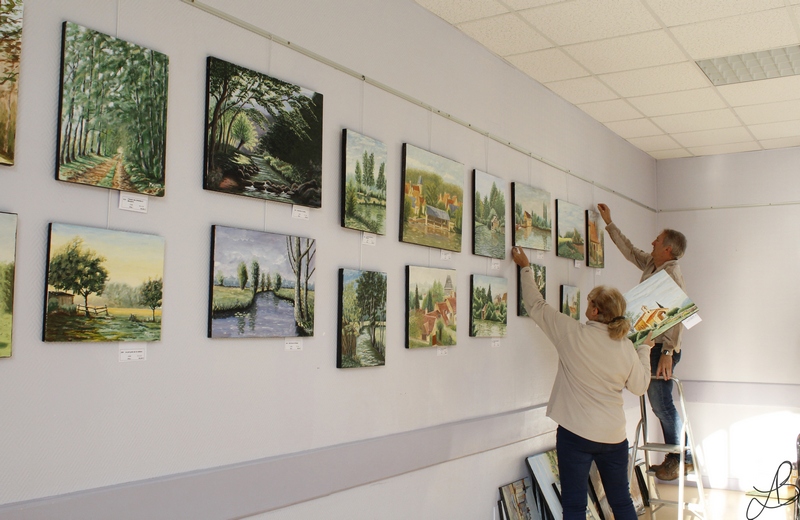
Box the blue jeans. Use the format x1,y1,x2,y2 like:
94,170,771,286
647,348,692,462
556,426,638,520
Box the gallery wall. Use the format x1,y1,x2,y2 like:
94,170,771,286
0,0,663,518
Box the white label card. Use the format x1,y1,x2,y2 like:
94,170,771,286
119,344,147,362
119,192,148,213
574,259,581,269
490,258,501,270
536,251,544,259
595,268,601,276
682,314,702,330
437,347,448,356
440,250,451,261
291,206,310,221
362,232,376,246
285,338,303,351
491,339,500,348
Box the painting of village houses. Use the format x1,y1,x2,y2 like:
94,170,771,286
473,170,506,259
337,268,387,368
556,200,585,261
44,223,165,342
0,0,23,166
401,144,464,252
470,275,507,338
209,226,315,338
585,209,604,268
512,183,552,251
623,270,698,346
341,129,387,234
560,285,580,320
0,212,17,357
517,263,545,317
406,266,457,348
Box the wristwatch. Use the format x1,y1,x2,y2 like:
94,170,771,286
662,349,672,356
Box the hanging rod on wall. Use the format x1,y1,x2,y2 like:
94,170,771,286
181,0,656,213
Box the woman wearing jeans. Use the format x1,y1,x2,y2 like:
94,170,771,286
513,246,653,520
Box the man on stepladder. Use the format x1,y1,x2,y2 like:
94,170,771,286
596,203,692,481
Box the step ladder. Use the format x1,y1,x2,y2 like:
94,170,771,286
629,376,706,520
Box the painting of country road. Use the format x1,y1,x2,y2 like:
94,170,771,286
44,223,165,343
57,22,168,196
337,268,387,368
623,270,698,346
0,212,17,356
0,0,23,166
209,226,315,338
341,129,387,234
204,57,323,208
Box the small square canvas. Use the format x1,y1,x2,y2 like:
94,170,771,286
0,212,17,357
0,0,23,166
44,223,165,342
556,200,585,261
470,274,508,338
518,263,545,317
209,226,315,338
473,169,507,259
406,265,457,348
499,477,538,520
401,144,464,252
560,285,580,320
512,183,552,251
623,270,697,346
337,268,387,368
585,210,604,268
341,129,388,234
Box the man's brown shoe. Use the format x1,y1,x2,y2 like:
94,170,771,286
656,457,694,480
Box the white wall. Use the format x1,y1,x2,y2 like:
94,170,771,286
0,0,661,518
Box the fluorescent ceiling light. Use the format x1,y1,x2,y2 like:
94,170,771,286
696,45,800,86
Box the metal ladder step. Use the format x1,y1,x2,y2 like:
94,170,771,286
640,442,685,454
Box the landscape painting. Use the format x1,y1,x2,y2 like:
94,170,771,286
406,266,457,348
623,270,698,346
526,450,601,520
0,0,23,166
473,170,506,259
44,223,165,343
517,263,545,317
401,144,464,252
337,268,387,368
556,200,585,261
209,226,315,338
499,477,537,520
57,22,168,196
585,209,604,268
560,285,580,320
341,129,387,234
470,275,507,338
0,212,17,357
512,183,551,251
204,57,323,208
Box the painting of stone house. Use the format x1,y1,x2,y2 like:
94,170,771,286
586,209,604,268
406,266,457,348
560,285,580,321
512,183,551,251
623,270,698,346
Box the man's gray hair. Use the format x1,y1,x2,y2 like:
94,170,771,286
662,229,687,259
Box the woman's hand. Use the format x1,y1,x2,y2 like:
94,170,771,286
511,246,529,268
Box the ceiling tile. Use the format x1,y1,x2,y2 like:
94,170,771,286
605,118,663,139
518,0,659,46
627,135,681,151
646,0,785,28
577,99,643,122
565,31,685,75
717,75,800,106
627,88,727,117
760,136,800,149
544,76,618,104
506,48,588,83
734,100,800,125
687,142,761,156
459,14,552,56
503,0,566,9
651,109,741,134
414,0,507,24
599,62,710,97
672,126,752,147
748,120,800,140
670,9,799,60
648,149,693,160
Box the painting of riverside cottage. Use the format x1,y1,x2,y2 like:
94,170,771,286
517,263,545,317
57,22,168,196
623,270,698,346
406,266,457,348
0,212,17,356
44,223,165,342
209,226,315,338
341,129,388,234
0,1,23,166
470,275,507,338
473,170,506,259
337,268,387,368
401,144,464,252
512,183,551,251
204,57,323,208
586,209,604,268
556,200,585,261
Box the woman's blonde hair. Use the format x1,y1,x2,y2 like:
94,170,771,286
588,285,629,340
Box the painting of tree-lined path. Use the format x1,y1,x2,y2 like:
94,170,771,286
204,57,323,208
342,129,387,234
44,223,165,343
0,0,23,166
0,212,17,356
338,268,387,368
57,22,168,196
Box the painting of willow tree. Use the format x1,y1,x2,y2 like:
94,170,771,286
204,57,323,208
0,0,23,166
0,212,17,357
57,22,168,196
337,268,387,368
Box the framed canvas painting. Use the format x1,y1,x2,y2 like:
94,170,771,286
517,263,545,317
560,285,580,320
337,268,387,368
0,0,23,166
44,223,165,342
406,265,457,348
556,200,585,261
57,22,168,196
499,477,538,520
208,226,315,338
512,183,551,251
0,212,17,357
204,57,323,208
470,274,507,338
585,210,604,268
473,169,506,259
526,450,601,520
341,129,387,234
623,270,698,346
400,144,464,252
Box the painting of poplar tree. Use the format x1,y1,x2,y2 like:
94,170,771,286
337,268,387,368
204,57,323,208
0,212,17,357
56,22,168,196
0,0,23,166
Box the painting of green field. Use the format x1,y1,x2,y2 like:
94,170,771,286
470,275,507,338
560,285,580,321
406,266,457,348
517,263,545,317
338,268,387,368
556,200,585,261
512,183,551,251
401,144,464,252
0,1,23,166
473,170,506,259
0,212,17,356
57,22,168,196
44,223,165,342
341,130,387,234
586,209,604,268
